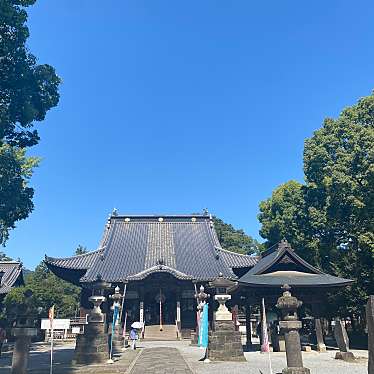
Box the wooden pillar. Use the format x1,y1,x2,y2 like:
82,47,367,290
245,302,252,350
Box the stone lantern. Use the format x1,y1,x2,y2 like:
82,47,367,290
195,285,210,314
276,284,310,374
73,275,112,364
87,274,111,322
10,289,38,374
191,284,210,345
209,273,236,322
206,274,244,361
109,285,124,355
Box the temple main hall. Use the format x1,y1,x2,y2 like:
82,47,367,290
45,212,352,341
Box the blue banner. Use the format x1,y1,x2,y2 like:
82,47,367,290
112,304,119,334
110,304,119,358
198,303,209,348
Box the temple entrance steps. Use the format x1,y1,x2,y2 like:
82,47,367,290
143,324,178,341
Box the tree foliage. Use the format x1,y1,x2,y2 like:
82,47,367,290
258,92,374,319
213,216,260,254
3,261,80,320
0,0,60,244
0,145,39,243
0,0,60,147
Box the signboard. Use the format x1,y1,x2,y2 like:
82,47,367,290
41,319,70,330
71,327,81,334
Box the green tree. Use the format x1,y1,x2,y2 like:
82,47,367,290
213,216,260,254
0,0,60,245
258,180,318,263
4,261,81,319
303,93,374,319
0,0,60,147
258,92,374,320
0,145,39,243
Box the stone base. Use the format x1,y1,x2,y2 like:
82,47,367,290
283,368,311,374
207,320,245,361
190,331,198,346
111,326,123,354
335,351,356,362
316,343,327,353
73,322,109,364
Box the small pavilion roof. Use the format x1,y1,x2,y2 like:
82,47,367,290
0,261,24,294
45,214,258,284
238,239,353,288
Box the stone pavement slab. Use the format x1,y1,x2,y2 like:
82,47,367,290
129,347,193,374
0,342,138,374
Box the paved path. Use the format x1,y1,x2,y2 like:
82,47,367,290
129,347,193,374
0,340,368,374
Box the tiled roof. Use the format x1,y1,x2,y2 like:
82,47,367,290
0,261,24,294
238,271,353,287
217,248,259,268
45,250,101,270
239,240,353,287
46,214,258,284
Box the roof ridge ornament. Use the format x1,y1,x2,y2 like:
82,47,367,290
279,238,292,250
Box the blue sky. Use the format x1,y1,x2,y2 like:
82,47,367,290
5,0,374,269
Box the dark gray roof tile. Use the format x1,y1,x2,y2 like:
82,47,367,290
47,215,244,283
0,261,23,294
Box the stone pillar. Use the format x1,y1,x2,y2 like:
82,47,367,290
139,300,144,338
314,319,326,353
11,328,37,374
73,295,109,364
276,284,310,374
367,296,374,374
139,301,144,326
176,301,181,323
334,319,355,361
176,300,181,339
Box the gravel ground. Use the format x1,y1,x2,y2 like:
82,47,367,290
139,340,368,374
0,340,368,374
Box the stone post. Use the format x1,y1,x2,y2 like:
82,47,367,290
334,319,355,361
314,319,326,353
176,300,181,339
207,275,245,361
11,328,37,374
367,296,374,374
276,284,310,374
